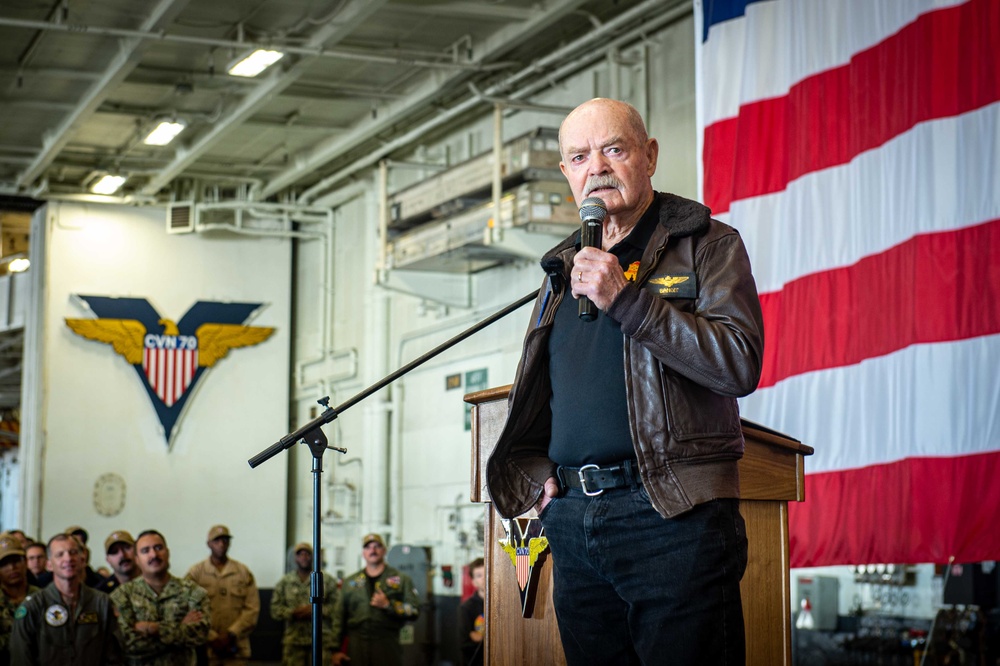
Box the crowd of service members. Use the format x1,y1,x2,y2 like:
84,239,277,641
0,525,436,666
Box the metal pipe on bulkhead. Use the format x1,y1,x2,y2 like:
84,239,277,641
362,194,394,543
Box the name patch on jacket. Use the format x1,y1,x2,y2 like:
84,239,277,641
77,612,99,624
645,273,696,298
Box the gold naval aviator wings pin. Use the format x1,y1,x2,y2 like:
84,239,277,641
649,275,689,288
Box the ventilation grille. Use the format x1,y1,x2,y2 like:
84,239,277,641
166,202,195,234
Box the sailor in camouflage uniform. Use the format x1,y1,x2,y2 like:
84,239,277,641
269,542,338,666
331,534,420,666
98,530,141,594
110,530,211,666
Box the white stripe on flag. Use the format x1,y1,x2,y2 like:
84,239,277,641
740,335,1000,473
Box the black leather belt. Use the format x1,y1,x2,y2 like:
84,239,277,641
556,461,639,496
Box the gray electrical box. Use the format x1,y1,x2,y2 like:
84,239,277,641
387,544,434,666
796,575,839,631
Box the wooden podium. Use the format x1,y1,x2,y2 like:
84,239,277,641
465,386,813,666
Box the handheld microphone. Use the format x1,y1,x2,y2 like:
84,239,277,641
578,197,607,322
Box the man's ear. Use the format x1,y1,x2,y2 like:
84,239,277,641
645,138,659,177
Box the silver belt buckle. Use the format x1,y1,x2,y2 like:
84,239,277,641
578,464,604,496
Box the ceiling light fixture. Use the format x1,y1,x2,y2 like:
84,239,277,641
8,258,30,273
228,49,285,77
90,174,127,195
143,120,186,146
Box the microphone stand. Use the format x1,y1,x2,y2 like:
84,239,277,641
248,287,540,666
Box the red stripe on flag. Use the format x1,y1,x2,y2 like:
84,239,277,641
758,218,1000,388
704,0,1000,215
789,450,1000,567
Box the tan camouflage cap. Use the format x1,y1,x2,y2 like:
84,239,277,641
104,529,135,553
0,534,25,562
362,533,385,548
65,525,89,543
293,542,312,554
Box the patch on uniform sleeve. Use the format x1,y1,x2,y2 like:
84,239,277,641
14,605,27,620
645,273,696,298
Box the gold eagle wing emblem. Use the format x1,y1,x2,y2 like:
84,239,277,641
195,323,275,368
527,536,549,567
65,318,146,364
649,275,689,288
499,539,517,569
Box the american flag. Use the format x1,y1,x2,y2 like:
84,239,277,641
696,0,1000,566
515,546,530,590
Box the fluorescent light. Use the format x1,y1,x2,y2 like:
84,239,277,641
91,174,127,195
8,258,29,273
143,120,186,146
228,49,284,77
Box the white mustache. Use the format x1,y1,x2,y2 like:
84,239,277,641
585,175,622,195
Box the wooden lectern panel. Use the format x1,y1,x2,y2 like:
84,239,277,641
740,499,793,665
466,387,811,666
486,510,564,666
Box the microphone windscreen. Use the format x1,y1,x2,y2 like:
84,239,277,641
540,256,564,293
540,256,564,274
579,197,607,222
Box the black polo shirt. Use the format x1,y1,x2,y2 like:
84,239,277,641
547,198,659,467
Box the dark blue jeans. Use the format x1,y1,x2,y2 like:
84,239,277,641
539,487,748,666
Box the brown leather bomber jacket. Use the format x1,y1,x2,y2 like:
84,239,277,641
485,192,765,520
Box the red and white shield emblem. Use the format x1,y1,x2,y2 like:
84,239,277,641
143,335,199,407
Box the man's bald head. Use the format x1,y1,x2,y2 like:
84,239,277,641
558,98,649,157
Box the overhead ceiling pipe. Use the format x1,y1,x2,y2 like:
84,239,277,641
261,0,596,199
0,16,512,72
294,0,691,204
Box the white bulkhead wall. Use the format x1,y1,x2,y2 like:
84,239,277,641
21,201,292,585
